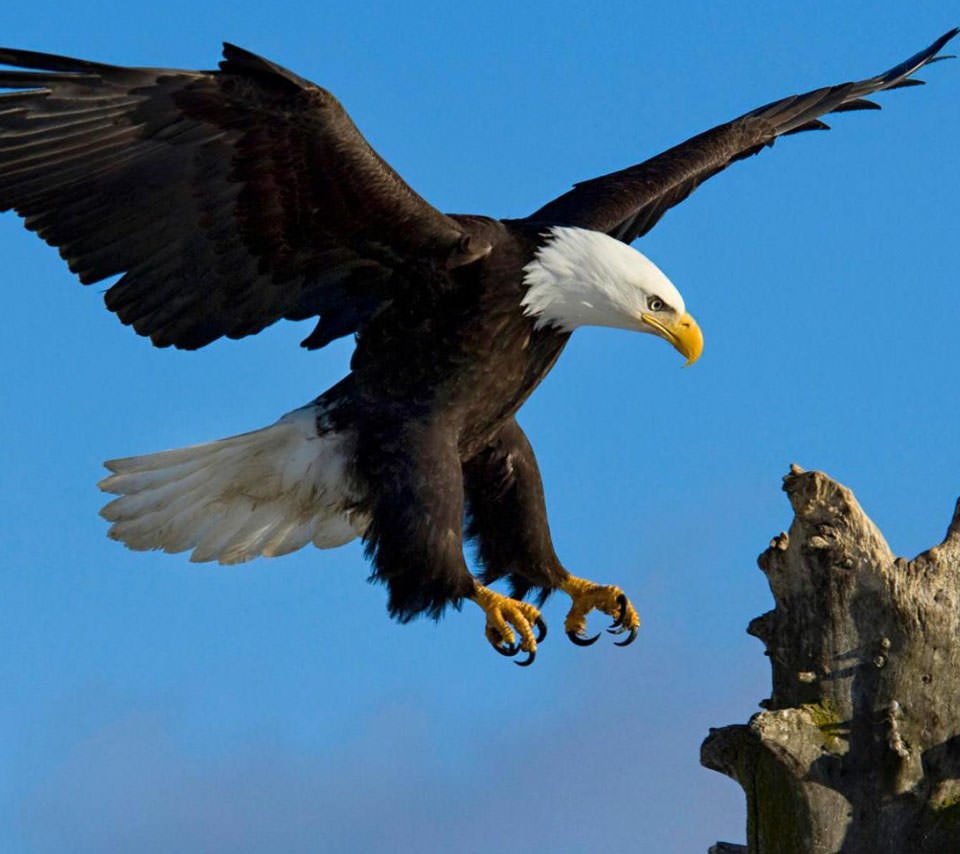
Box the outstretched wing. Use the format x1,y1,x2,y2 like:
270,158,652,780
526,29,958,243
0,44,491,350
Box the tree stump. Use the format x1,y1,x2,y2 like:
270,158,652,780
702,465,960,853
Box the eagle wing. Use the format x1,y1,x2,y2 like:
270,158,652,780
526,29,958,243
0,44,490,350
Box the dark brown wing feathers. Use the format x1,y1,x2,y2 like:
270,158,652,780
527,29,958,243
0,44,485,349
2,33,954,348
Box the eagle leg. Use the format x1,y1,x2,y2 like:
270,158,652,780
471,584,547,667
559,575,640,648
357,418,485,622
463,418,568,602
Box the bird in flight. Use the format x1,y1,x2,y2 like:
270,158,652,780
0,30,954,664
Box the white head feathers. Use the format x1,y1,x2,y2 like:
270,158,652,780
521,226,685,333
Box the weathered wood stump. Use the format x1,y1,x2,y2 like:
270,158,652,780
702,465,960,853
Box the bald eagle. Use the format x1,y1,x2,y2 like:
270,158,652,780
0,31,954,664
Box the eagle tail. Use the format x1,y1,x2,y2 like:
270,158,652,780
98,407,367,564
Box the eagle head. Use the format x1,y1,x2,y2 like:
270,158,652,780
521,226,703,365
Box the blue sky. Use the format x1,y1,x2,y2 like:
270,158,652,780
1,3,957,851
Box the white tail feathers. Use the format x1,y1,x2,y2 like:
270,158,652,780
98,407,368,564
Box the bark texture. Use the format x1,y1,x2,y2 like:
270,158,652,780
702,465,960,853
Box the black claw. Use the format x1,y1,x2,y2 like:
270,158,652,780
493,641,519,657
567,629,601,647
614,627,638,647
607,625,627,635
514,648,536,667
535,617,548,643
489,629,520,657
609,593,629,629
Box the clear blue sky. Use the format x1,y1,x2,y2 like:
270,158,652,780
1,3,957,852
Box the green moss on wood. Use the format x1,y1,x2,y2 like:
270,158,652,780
800,699,846,753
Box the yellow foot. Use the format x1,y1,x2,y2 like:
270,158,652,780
559,574,640,648
471,584,547,667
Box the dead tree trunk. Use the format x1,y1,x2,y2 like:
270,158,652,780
702,465,960,854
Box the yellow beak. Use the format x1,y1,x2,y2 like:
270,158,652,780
640,311,703,366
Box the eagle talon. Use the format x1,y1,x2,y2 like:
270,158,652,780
515,649,536,667
491,638,520,657
609,593,629,629
567,629,601,647
473,585,543,664
560,574,640,649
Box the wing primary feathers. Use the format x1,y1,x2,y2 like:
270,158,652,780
0,42,485,350
886,78,926,90
781,119,831,136
526,27,958,243
0,46,121,73
0,70,98,89
829,98,882,113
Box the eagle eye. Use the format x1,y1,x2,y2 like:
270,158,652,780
647,296,665,312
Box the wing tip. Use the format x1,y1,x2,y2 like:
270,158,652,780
889,27,960,83
937,26,960,48
920,28,960,67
